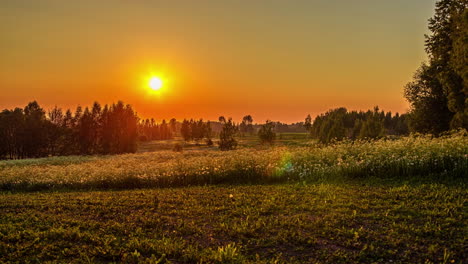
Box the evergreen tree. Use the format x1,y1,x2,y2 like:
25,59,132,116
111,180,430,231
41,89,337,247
23,101,48,157
218,117,238,150
181,119,191,141
359,107,385,139
405,0,468,132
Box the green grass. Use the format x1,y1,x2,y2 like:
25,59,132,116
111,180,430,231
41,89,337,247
137,133,311,153
1,132,466,191
0,132,466,263
1,183,466,263
137,138,218,153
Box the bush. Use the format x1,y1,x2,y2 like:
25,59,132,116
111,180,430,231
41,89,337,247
258,121,276,144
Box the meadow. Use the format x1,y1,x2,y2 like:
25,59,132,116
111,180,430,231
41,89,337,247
0,131,467,263
0,131,466,191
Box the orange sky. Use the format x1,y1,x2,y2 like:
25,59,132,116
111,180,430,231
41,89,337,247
0,0,437,123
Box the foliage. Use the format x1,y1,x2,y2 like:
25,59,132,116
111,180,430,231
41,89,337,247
258,120,276,144
0,101,139,159
179,119,212,145
239,115,254,136
310,107,407,143
405,0,468,133
139,118,173,141
180,119,192,141
358,107,385,139
218,117,238,151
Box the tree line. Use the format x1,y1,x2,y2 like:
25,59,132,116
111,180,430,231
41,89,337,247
180,119,213,145
304,107,409,143
0,101,138,159
138,118,176,141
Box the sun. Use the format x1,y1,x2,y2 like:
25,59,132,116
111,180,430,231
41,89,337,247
148,76,163,90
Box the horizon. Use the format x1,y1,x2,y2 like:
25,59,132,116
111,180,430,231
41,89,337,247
1,0,437,123
2,99,406,125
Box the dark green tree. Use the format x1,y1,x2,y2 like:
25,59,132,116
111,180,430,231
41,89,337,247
405,0,467,133
358,107,385,139
218,117,238,150
23,101,48,157
258,120,276,144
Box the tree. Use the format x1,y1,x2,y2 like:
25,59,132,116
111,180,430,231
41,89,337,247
0,100,140,159
449,6,468,128
46,106,64,155
0,108,25,159
191,119,206,144
218,117,238,151
160,119,171,140
405,63,453,134
205,121,213,145
77,107,94,154
180,119,191,141
304,114,312,132
240,115,254,136
358,107,385,139
100,101,138,154
90,102,102,153
169,118,177,135
311,108,347,143
23,101,48,157
258,120,276,144
405,0,468,133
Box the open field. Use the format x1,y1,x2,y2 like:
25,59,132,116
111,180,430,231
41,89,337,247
136,133,311,153
0,132,467,263
1,132,466,191
1,184,466,263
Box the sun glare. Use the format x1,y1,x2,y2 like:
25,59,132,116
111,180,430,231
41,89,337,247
149,76,163,90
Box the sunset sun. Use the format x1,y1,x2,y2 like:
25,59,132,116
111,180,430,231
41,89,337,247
149,76,163,90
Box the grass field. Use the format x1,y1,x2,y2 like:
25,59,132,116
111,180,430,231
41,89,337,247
136,133,311,153
1,132,466,191
1,184,466,263
0,132,467,263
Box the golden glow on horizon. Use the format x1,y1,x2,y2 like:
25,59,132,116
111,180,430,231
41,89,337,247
149,76,163,90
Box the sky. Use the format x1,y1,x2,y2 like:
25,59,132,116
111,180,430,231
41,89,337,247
0,0,437,123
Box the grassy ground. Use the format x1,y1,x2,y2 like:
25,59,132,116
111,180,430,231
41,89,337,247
0,132,466,263
1,132,466,191
1,183,465,263
136,133,311,153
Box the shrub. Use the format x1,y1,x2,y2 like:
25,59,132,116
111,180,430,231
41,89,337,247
258,121,276,144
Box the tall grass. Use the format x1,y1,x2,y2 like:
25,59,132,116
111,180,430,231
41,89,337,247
0,131,466,191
